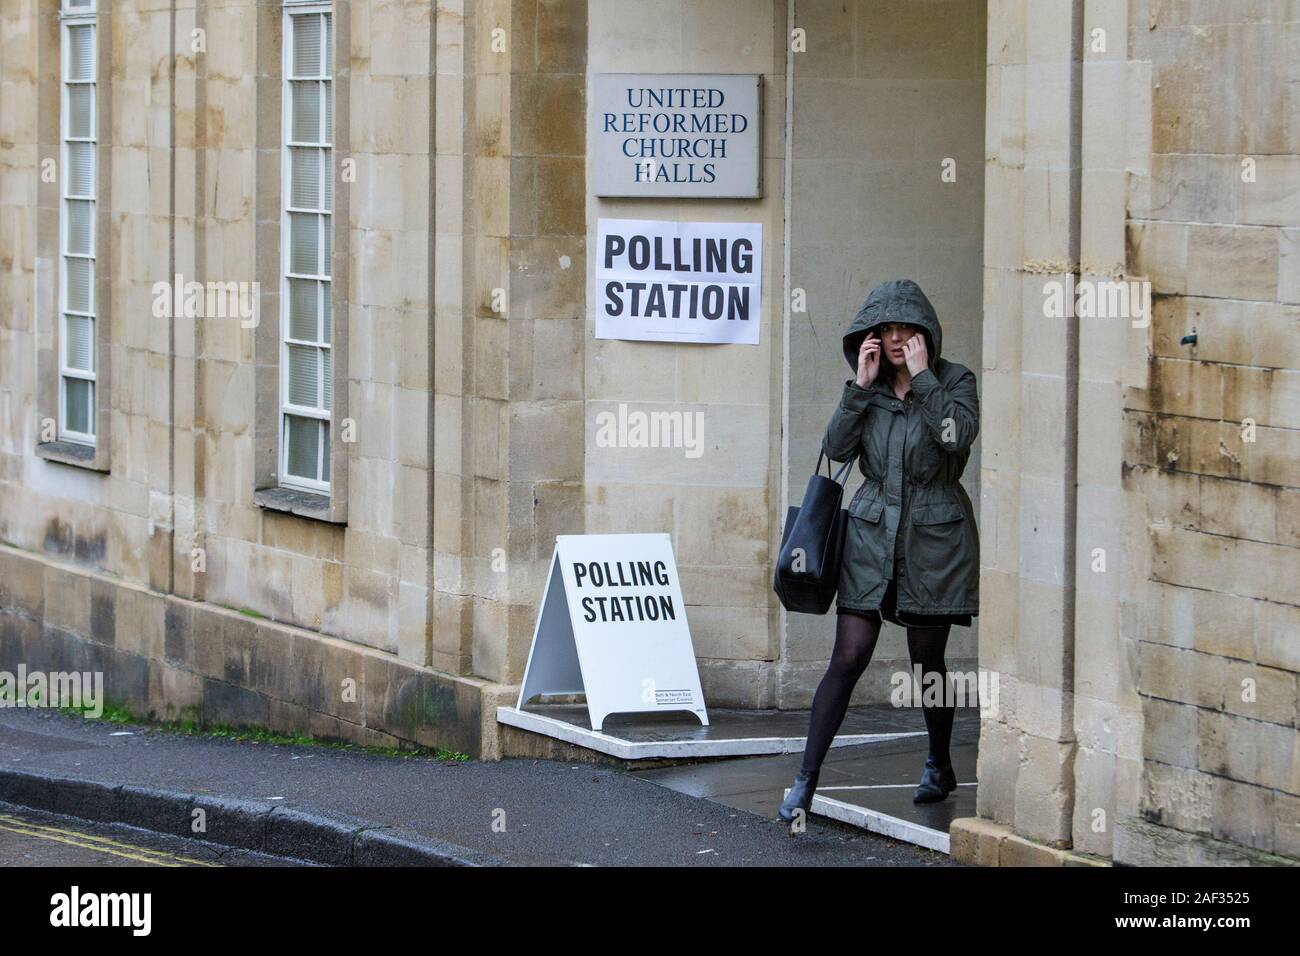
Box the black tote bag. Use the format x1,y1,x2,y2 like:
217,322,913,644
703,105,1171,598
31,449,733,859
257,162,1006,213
773,452,853,615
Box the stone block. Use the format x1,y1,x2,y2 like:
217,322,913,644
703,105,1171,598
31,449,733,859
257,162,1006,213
157,664,203,724
1179,299,1300,370
1000,831,1068,865
1211,776,1275,853
687,603,772,663
1267,369,1300,430
1255,600,1300,672
697,657,772,709
201,677,270,729
0,548,44,620
261,511,345,563
948,816,1008,866
1071,745,1116,857
1126,220,1186,294
1142,696,1198,768
362,653,483,756
1220,658,1297,727
975,719,1019,826
44,564,90,639
1153,526,1297,606
1279,227,1300,304
1137,640,1218,708
114,584,165,661
430,588,472,675
288,630,364,725
1141,760,1212,836
1012,736,1074,847
1247,424,1300,487
1222,364,1273,430
1149,357,1223,420
1198,474,1277,544
1146,152,1240,223
1273,792,1300,860
673,484,769,570
397,579,431,666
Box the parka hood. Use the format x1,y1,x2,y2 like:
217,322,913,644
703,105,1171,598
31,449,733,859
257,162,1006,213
843,279,942,373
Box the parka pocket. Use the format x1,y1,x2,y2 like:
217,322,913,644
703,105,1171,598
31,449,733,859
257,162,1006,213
848,495,884,523
910,502,962,526
842,494,888,607
904,501,967,605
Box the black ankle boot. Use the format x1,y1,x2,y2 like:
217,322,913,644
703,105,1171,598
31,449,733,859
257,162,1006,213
778,769,820,823
912,756,957,803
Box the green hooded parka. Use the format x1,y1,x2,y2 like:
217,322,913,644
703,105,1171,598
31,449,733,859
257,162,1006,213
823,279,980,618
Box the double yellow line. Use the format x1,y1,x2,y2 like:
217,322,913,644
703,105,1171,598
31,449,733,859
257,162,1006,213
0,812,221,867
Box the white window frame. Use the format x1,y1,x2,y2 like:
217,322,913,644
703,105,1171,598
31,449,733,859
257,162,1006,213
278,1,333,493
58,0,98,445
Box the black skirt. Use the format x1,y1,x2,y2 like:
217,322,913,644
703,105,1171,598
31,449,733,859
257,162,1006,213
837,576,973,628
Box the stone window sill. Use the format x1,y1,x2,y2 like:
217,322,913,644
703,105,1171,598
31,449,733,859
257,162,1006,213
254,486,346,525
36,441,109,473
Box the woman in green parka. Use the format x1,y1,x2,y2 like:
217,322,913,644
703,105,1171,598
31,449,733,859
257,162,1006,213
779,278,980,825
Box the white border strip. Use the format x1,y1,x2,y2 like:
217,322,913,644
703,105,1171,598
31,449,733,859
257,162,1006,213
819,783,976,791
807,791,951,854
495,706,924,760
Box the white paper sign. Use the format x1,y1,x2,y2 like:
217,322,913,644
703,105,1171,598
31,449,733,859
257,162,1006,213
596,217,763,345
517,533,709,732
591,73,762,198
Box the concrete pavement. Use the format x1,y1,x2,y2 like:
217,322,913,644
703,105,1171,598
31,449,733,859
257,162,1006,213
0,708,955,866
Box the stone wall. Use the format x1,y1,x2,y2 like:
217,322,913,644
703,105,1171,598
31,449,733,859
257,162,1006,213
0,543,492,756
1116,0,1300,864
974,0,1085,848
961,0,1298,865
0,0,591,758
584,0,789,707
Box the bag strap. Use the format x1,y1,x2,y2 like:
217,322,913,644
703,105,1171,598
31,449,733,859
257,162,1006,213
816,451,855,485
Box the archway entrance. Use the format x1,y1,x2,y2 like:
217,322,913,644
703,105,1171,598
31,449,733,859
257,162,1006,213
780,0,988,845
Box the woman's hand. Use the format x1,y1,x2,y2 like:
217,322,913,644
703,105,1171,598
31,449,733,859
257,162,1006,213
903,333,929,376
856,333,881,388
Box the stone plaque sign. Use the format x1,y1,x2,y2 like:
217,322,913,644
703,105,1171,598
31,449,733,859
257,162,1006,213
592,73,762,198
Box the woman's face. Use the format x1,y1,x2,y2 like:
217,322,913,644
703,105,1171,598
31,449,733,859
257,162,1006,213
876,322,923,368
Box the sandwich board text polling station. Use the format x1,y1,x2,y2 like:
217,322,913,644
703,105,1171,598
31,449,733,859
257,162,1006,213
517,533,708,732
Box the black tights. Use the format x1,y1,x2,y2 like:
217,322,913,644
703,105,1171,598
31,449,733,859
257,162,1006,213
799,612,955,776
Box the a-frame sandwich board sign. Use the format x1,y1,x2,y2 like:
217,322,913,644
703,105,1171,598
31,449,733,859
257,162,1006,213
516,533,709,733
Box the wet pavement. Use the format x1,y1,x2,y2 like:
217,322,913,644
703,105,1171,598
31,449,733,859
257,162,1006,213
521,702,932,741
635,707,980,834
0,708,957,866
